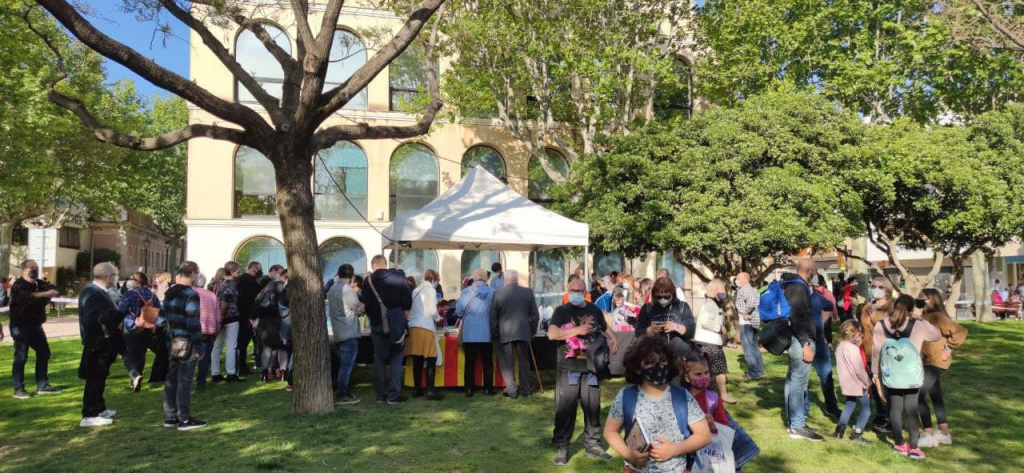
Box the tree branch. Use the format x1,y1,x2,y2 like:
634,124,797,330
35,0,272,137
290,0,316,50
316,0,446,118
160,0,287,126
969,0,1024,51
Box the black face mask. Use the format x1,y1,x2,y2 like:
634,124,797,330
642,363,671,386
28,269,39,280
255,270,264,278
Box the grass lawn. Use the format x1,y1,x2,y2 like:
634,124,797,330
0,321,1022,472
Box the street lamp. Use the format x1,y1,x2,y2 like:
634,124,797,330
165,242,172,271
143,236,151,275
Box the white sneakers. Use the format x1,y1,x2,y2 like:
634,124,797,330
98,409,117,419
918,431,953,448
80,416,114,427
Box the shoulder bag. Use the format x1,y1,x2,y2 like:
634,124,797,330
368,275,408,344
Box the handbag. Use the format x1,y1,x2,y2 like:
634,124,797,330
169,337,193,360
132,290,160,331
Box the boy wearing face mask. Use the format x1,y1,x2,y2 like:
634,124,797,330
9,259,61,399
548,278,619,466
634,277,696,359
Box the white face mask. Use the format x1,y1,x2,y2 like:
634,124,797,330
126,280,136,290
656,298,672,307
870,288,886,300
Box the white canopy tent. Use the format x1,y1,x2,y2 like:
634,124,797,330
382,165,590,284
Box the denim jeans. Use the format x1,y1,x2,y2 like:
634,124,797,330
335,339,359,398
195,337,215,388
11,324,50,391
839,393,872,431
739,324,764,379
784,337,814,429
211,321,239,376
370,332,404,401
164,352,197,422
805,338,840,416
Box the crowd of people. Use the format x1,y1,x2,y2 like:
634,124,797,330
2,252,971,470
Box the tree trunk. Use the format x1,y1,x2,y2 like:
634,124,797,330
849,236,870,296
944,258,965,317
274,150,334,413
971,250,995,322
0,221,13,280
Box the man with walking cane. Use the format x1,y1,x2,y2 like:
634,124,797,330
489,270,540,399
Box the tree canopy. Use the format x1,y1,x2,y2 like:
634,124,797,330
554,91,867,282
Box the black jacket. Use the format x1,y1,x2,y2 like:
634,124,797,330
489,285,540,343
78,284,122,349
359,269,413,328
782,273,813,345
634,299,696,342
236,273,262,319
9,278,55,328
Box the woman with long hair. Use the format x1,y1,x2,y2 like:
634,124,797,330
915,288,968,448
861,276,896,431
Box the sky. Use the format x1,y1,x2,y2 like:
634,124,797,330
81,1,190,100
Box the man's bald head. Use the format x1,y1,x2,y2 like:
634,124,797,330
736,272,751,286
568,278,586,292
796,258,817,281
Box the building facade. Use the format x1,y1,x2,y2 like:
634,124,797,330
185,3,695,305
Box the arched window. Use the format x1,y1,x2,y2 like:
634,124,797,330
528,149,569,207
315,141,368,220
319,238,366,282
389,249,437,283
390,42,432,111
461,250,501,279
595,251,624,277
462,146,506,181
235,237,286,269
653,58,692,120
658,250,687,288
324,30,367,110
235,24,292,103
235,146,276,216
389,143,439,220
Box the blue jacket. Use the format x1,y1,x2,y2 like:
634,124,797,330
456,281,494,343
162,284,201,343
119,287,162,332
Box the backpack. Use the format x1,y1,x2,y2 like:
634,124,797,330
879,319,924,389
132,290,161,331
622,385,705,471
757,279,806,322
584,333,612,380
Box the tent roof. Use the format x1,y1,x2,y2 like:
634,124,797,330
381,166,589,251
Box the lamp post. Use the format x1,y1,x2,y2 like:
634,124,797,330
143,236,151,275
165,242,171,271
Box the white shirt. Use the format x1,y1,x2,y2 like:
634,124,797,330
409,281,441,331
694,297,724,346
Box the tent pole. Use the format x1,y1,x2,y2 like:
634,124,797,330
584,244,590,291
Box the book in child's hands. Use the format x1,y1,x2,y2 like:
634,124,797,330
626,417,652,453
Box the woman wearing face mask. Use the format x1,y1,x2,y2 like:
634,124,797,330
693,279,737,404
634,277,696,360
860,277,896,432
604,336,712,473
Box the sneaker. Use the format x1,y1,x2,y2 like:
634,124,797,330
98,409,117,419
80,416,113,427
163,418,180,428
226,374,243,383
893,443,910,456
13,389,30,400
178,417,208,431
37,384,62,395
583,447,613,461
131,374,143,393
849,428,871,445
285,384,293,392
554,447,569,466
934,432,953,445
872,420,892,434
211,375,225,383
335,396,361,405
788,426,824,442
387,395,409,405
917,432,940,448
908,448,925,460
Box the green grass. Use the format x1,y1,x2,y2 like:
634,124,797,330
0,322,1022,472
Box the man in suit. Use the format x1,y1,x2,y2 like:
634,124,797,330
77,262,123,427
489,270,540,399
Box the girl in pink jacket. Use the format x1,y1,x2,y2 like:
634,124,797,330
834,320,872,444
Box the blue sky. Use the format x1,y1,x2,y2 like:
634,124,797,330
82,1,190,100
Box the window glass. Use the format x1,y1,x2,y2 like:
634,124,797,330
235,146,276,216
319,238,366,282
528,149,569,207
389,144,439,220
462,146,506,181
235,237,287,269
324,30,367,110
315,141,368,220
236,25,292,102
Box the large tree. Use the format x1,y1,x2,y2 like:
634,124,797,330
27,0,447,412
554,91,866,284
440,0,691,170
0,5,126,278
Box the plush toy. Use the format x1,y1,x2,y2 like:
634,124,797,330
562,323,587,358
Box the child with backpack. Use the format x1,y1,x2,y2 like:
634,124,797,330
871,294,940,460
834,320,872,444
604,336,712,472
682,352,761,472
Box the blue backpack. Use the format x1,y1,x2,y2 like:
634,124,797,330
622,385,702,470
880,319,924,389
757,279,807,322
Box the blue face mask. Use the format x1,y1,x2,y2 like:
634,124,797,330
569,292,585,306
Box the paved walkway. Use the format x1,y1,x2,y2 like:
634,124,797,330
0,316,81,344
